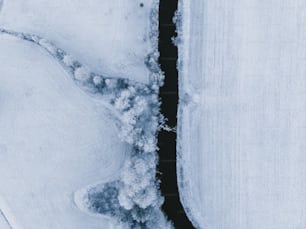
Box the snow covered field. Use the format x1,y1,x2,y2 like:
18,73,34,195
0,0,154,83
0,209,10,229
177,1,306,228
0,33,129,229
0,1,168,228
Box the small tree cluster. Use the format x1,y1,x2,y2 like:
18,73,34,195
114,86,160,153
87,180,172,229
109,82,172,228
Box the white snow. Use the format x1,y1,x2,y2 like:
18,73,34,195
177,0,306,229
0,0,155,83
0,210,11,229
0,34,127,229
0,0,167,228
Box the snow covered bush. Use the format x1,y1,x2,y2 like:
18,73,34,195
113,86,160,151
88,182,122,217
118,154,160,210
93,82,173,228
87,179,172,229
172,10,182,46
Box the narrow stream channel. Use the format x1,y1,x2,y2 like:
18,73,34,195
158,1,195,228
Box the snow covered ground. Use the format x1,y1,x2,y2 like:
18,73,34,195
0,33,127,229
0,0,166,228
0,209,10,229
177,1,306,229
0,0,155,83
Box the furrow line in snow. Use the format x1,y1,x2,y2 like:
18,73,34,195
0,197,22,229
0,209,12,229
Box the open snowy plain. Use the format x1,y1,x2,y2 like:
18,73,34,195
177,0,306,229
0,0,154,83
0,0,166,228
0,34,127,229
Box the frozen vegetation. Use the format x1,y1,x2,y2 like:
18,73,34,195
177,0,306,229
0,0,171,228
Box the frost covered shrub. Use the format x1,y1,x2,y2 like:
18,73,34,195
114,86,160,152
88,83,172,228
87,182,120,216
172,10,182,46
88,181,172,229
118,153,160,210
145,52,160,74
111,91,172,227
74,66,91,82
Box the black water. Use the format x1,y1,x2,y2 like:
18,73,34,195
158,1,195,228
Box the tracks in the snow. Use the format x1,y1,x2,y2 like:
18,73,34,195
0,209,12,229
